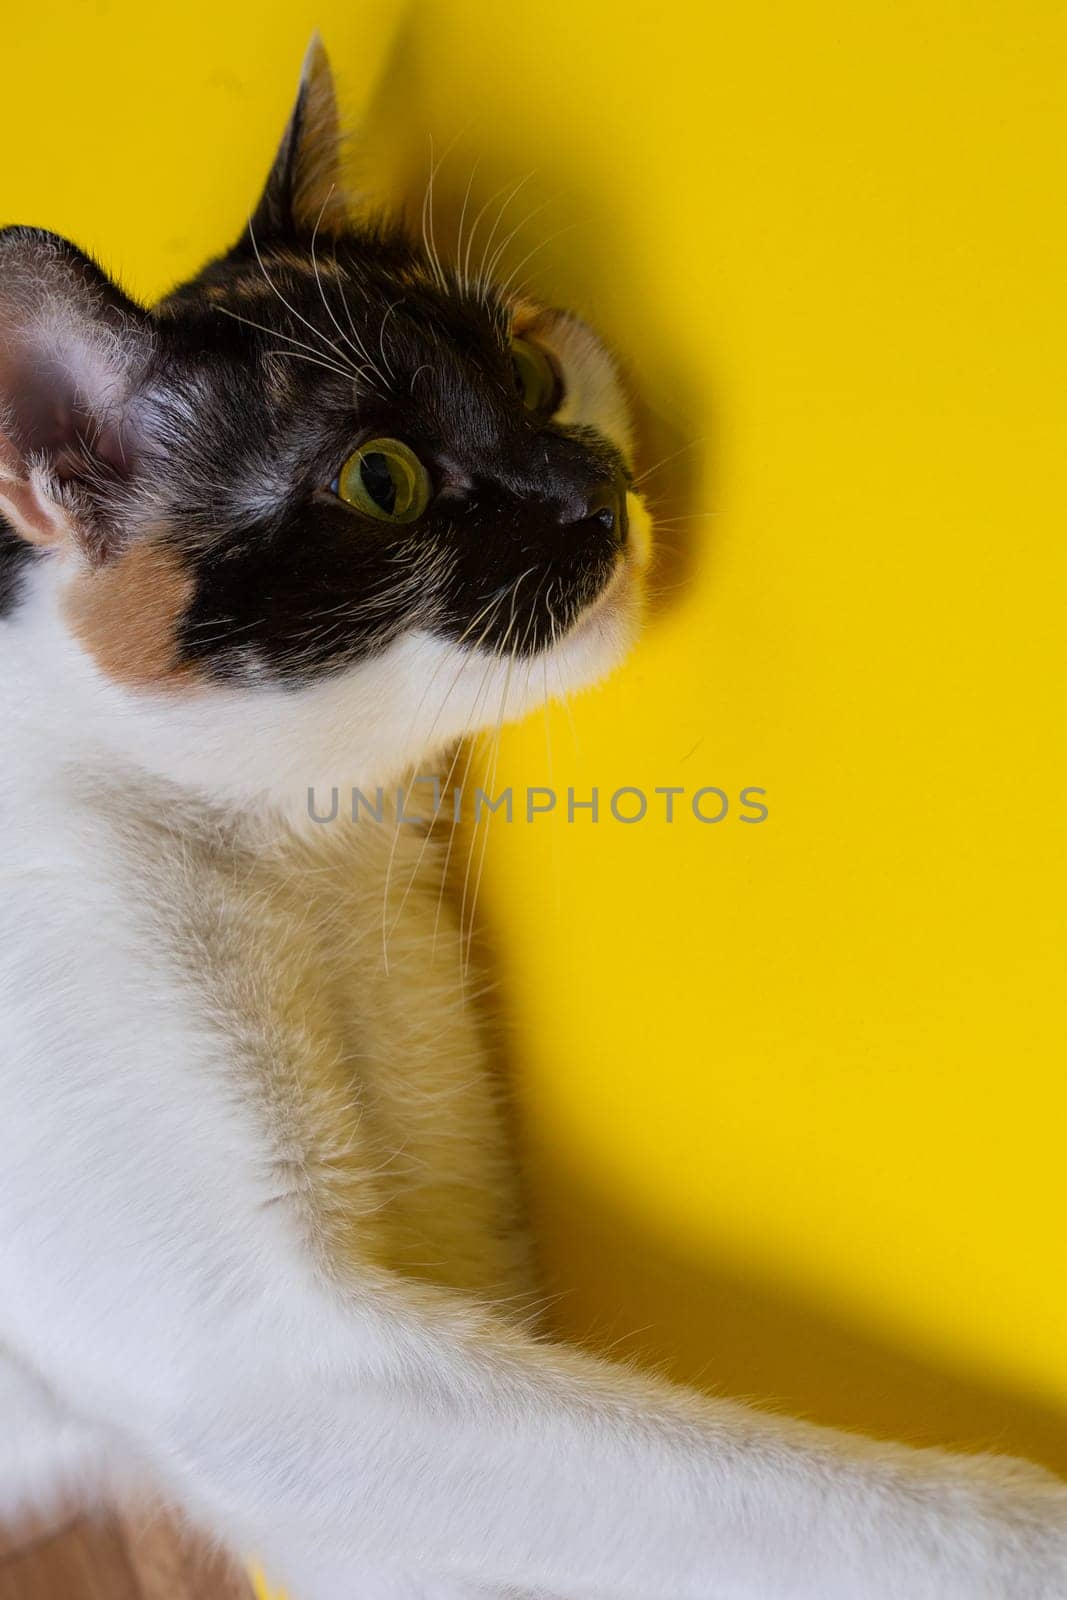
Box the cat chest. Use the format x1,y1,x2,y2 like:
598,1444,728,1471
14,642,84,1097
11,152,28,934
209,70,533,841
177,836,502,1286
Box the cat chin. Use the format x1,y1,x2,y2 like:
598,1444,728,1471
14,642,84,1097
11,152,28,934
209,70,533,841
542,559,642,696
9,530,644,825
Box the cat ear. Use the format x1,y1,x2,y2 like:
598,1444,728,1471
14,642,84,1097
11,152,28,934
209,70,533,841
245,36,350,243
0,227,153,562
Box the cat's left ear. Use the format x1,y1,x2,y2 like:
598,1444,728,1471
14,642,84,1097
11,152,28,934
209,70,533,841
0,227,153,562
244,35,350,243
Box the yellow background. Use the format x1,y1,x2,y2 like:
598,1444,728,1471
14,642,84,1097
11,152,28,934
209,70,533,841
8,3,1065,1577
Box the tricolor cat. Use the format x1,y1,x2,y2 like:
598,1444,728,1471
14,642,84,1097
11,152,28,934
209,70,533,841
0,38,1064,1600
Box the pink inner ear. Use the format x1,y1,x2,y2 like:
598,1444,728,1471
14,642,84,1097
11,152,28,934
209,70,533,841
0,228,152,558
0,346,75,546
0,343,135,554
0,450,73,547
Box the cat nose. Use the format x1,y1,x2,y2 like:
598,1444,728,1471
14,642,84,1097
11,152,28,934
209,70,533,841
559,479,628,546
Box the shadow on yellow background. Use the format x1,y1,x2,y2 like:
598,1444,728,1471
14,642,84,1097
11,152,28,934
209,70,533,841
525,1154,1067,1474
5,10,1065,1595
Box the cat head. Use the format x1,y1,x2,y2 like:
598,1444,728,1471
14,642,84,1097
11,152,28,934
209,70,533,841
0,40,650,805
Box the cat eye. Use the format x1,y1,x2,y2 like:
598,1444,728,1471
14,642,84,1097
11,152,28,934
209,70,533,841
510,337,561,415
334,438,432,524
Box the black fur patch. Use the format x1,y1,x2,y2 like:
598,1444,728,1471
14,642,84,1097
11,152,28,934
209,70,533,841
0,524,35,618
144,221,629,686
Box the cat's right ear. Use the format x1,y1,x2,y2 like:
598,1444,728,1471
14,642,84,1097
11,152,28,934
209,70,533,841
242,35,351,245
0,227,153,562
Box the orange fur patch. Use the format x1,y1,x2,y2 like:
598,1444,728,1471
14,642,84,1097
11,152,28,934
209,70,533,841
508,297,548,337
64,538,199,690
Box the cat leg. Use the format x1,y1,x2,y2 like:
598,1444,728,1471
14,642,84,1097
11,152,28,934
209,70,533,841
0,1342,112,1531
163,1289,1067,1600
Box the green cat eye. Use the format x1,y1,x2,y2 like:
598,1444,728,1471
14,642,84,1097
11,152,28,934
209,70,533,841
336,438,431,524
510,336,560,415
